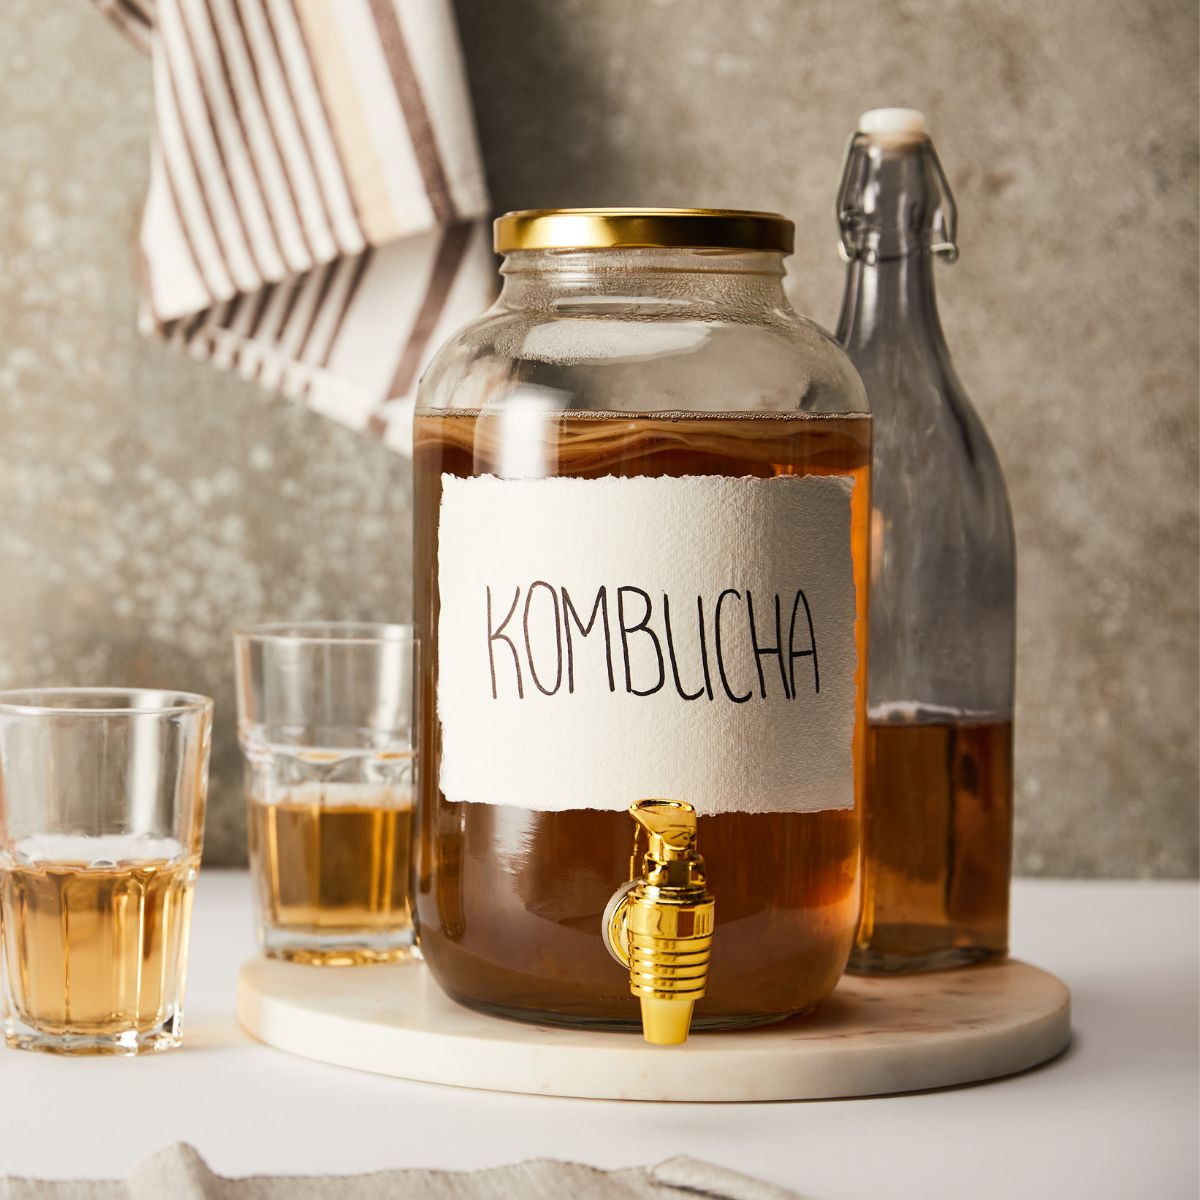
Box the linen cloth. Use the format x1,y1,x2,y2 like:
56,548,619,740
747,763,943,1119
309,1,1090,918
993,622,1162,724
90,0,496,454
0,1145,810,1200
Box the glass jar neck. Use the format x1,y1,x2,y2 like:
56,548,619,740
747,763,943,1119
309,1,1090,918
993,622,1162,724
498,248,791,312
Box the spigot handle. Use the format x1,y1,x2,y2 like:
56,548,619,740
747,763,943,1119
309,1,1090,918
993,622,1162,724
603,799,715,1046
629,799,698,861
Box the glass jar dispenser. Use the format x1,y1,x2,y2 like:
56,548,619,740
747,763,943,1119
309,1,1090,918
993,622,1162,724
413,208,871,1039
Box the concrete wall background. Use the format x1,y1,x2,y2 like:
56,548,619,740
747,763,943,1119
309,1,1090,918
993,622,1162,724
1,0,1196,874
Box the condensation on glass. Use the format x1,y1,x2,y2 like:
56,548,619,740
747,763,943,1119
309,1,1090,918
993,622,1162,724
835,111,1016,973
413,208,872,1031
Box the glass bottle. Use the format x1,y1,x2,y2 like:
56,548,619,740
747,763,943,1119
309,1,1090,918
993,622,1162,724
835,110,1016,973
413,209,871,1033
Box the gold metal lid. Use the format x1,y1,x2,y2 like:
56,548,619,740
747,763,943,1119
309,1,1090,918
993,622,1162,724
493,207,794,254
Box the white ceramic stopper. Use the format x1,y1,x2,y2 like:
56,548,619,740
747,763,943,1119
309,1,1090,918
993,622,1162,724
858,107,928,136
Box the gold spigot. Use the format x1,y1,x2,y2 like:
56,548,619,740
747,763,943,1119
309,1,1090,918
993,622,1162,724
603,800,715,1045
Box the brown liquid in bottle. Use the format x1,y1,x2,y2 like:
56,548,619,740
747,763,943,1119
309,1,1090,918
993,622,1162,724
413,410,871,1028
853,712,1012,972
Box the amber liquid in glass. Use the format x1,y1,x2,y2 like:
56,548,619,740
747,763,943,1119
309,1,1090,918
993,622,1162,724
414,410,871,1028
248,787,413,964
0,841,195,1045
852,710,1013,973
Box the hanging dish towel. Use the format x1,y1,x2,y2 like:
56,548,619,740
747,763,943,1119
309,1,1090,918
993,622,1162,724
90,0,495,455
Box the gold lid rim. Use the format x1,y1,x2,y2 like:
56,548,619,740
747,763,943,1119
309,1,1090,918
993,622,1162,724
493,207,794,254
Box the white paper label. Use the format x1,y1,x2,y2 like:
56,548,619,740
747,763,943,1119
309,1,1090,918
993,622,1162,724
437,473,858,815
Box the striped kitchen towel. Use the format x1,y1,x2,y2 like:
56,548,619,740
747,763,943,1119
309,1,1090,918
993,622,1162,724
91,0,496,455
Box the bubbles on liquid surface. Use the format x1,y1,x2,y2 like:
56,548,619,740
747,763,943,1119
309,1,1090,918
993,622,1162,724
255,781,414,811
3,833,187,869
868,701,1007,725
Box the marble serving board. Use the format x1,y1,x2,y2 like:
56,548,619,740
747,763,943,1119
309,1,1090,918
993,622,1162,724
236,956,1071,1102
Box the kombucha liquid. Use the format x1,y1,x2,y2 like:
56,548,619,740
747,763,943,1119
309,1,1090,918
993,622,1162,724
0,837,195,1043
414,409,871,1027
247,786,413,965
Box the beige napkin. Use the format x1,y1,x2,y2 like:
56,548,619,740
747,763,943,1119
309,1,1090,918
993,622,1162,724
0,1144,811,1200
90,0,496,454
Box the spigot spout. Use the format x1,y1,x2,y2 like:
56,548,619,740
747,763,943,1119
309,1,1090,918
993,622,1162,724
603,800,715,1045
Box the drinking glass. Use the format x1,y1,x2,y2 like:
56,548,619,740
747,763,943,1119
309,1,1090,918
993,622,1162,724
234,623,417,965
0,688,212,1055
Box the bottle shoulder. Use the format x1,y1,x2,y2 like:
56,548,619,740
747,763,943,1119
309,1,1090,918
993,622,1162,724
417,303,869,417
856,342,1013,530
853,335,996,455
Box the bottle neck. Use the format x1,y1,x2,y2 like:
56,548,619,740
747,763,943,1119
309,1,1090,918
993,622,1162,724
836,249,948,355
498,248,791,313
835,128,958,358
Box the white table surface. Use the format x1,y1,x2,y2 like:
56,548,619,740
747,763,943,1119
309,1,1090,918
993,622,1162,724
0,874,1195,1200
